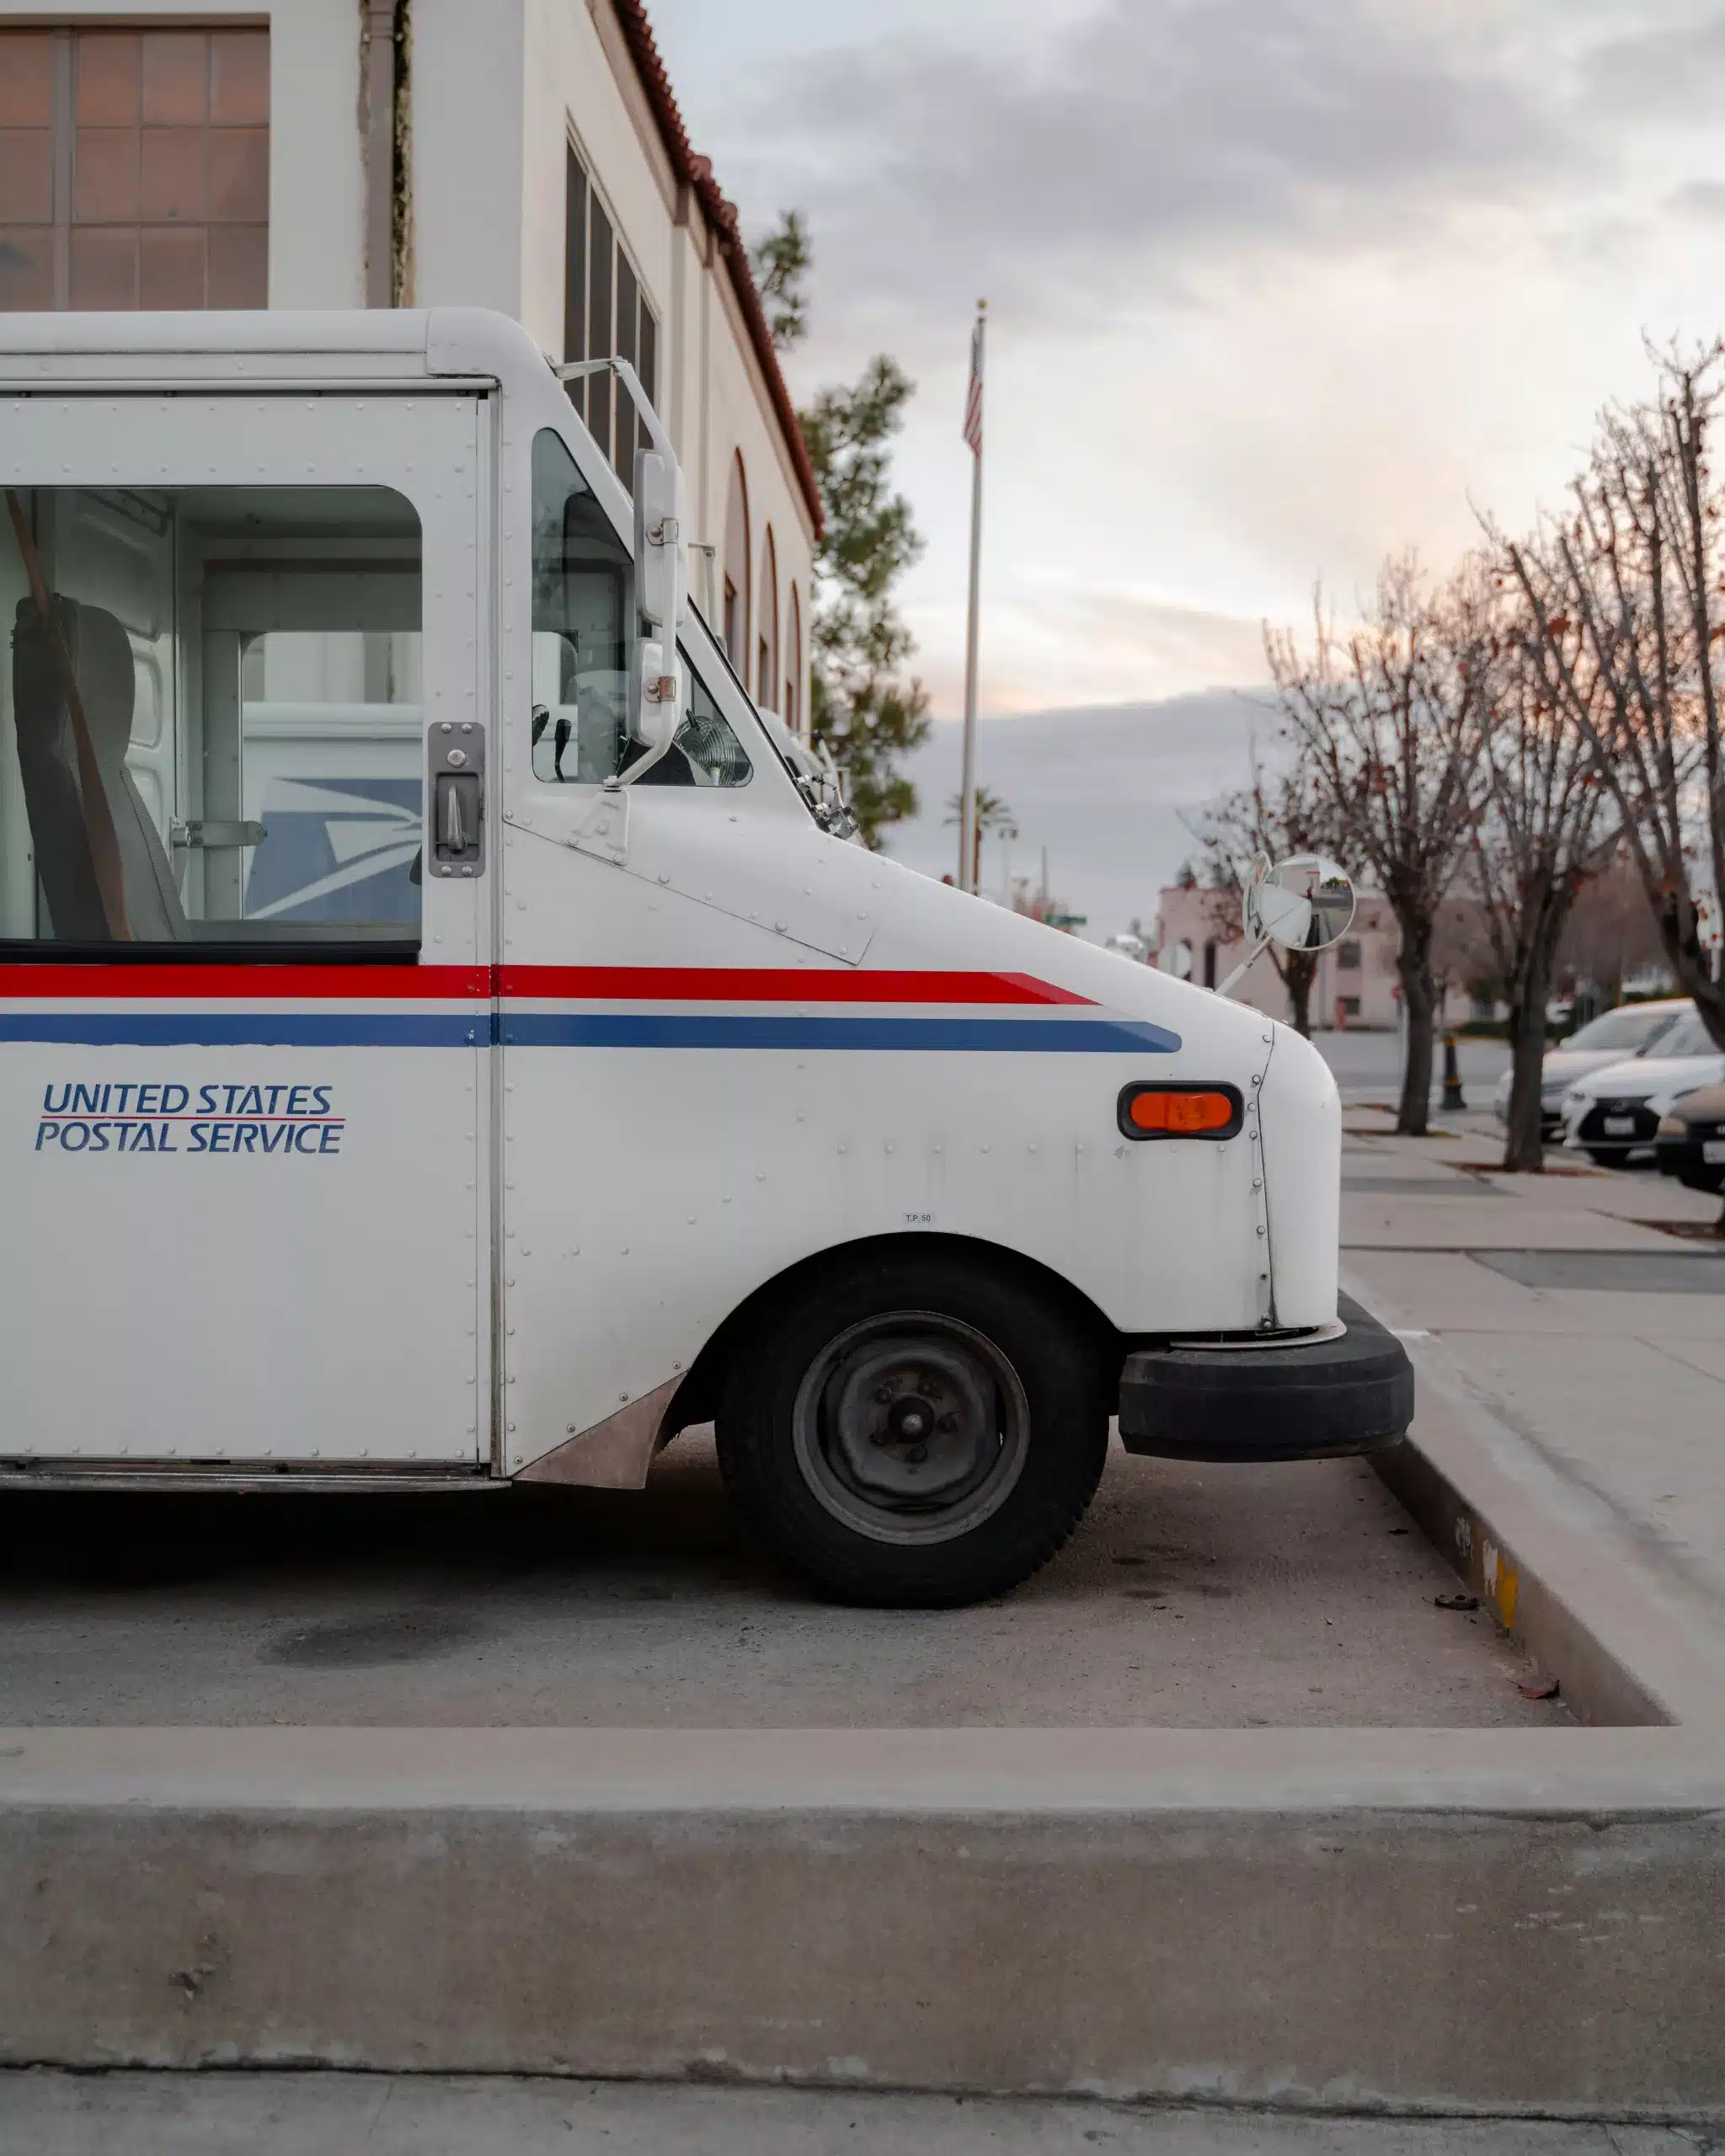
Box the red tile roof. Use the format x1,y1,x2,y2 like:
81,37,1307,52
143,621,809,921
611,0,823,537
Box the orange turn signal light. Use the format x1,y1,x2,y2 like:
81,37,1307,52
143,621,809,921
1117,1082,1244,1140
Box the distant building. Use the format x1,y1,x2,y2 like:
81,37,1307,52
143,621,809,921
1151,882,1473,1030
0,0,817,729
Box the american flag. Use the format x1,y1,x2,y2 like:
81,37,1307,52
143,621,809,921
963,308,985,457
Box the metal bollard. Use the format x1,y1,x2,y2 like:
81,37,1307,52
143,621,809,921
1440,1033,1466,1113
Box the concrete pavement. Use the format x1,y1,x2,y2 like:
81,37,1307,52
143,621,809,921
1,2070,1712,2153
1341,1121,1725,1634
0,1438,1559,1731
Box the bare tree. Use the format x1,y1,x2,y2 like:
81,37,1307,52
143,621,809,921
1558,857,1671,1011
1266,557,1488,1132
1430,890,1498,1016
1461,569,1620,1168
1500,343,1725,1060
1186,752,1344,1036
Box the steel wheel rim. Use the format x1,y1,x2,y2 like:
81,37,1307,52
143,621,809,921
790,1310,1031,1546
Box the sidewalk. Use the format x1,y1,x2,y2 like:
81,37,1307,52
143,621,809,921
0,2068,1707,2153
1340,1111,1725,1636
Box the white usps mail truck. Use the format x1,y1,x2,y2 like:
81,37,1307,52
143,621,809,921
0,309,1411,1606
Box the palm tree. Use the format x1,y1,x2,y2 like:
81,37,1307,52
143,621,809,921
943,787,1018,889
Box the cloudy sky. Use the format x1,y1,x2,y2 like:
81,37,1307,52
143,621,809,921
650,0,1725,925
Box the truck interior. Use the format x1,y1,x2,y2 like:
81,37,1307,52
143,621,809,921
2,481,424,953
528,427,751,792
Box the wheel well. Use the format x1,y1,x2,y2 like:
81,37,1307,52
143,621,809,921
662,1232,1121,1440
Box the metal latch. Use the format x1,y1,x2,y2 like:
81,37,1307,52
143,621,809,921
430,721,485,878
170,819,267,851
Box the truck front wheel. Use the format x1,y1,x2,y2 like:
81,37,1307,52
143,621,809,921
716,1250,1109,1607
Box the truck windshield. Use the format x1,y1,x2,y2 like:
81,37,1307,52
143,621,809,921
530,429,750,787
2,482,423,950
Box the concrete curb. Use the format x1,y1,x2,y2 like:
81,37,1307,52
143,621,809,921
2,1724,1723,2114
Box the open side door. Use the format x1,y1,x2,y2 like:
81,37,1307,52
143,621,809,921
0,390,494,1469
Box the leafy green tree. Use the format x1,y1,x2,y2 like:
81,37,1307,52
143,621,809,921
752,213,931,848
751,209,811,353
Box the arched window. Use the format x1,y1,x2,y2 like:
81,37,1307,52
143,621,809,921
722,452,750,673
785,583,803,734
757,525,779,712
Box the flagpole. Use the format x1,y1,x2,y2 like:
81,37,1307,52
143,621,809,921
959,299,986,893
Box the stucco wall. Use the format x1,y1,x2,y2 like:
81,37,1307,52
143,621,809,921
412,0,526,318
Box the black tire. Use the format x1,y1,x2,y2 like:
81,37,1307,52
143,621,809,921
1584,1149,1621,1170
716,1247,1110,1608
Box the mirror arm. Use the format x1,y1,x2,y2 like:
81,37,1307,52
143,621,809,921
1216,935,1271,1000
606,738,671,791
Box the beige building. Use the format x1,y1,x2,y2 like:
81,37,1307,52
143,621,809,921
0,0,818,729
1152,882,1472,1030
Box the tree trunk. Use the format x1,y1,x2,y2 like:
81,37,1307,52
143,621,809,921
1396,933,1436,1137
1285,952,1315,1037
1503,961,1551,1172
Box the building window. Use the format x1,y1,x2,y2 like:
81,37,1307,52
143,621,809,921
0,25,269,311
757,525,779,712
1337,939,1361,971
1202,938,1217,990
722,452,750,674
786,583,803,733
562,139,657,482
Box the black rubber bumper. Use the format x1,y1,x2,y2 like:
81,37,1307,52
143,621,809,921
1117,1294,1414,1463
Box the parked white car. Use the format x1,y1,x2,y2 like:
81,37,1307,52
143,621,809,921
1560,1006,1725,1166
1491,998,1689,1139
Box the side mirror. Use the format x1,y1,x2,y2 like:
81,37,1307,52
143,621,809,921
633,447,686,635
1245,854,1356,953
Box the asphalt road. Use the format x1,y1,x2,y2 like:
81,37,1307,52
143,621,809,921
1311,1027,1511,1108
0,1429,1562,1729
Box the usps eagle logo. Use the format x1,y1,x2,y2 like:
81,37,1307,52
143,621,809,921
241,776,422,923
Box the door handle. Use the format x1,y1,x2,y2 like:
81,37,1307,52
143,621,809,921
429,723,485,878
440,776,467,854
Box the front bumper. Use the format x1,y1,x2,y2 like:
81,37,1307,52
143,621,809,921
1117,1294,1414,1463
1570,1099,1660,1156
1656,1134,1725,1193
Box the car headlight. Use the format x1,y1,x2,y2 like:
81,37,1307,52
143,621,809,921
1657,1114,1685,1139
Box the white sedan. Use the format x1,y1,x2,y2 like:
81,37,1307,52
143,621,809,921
1559,1006,1725,1166
1492,998,1689,1139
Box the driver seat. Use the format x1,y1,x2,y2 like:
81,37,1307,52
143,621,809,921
12,594,187,942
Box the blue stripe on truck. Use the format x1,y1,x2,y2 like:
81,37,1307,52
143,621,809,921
0,1010,1183,1054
